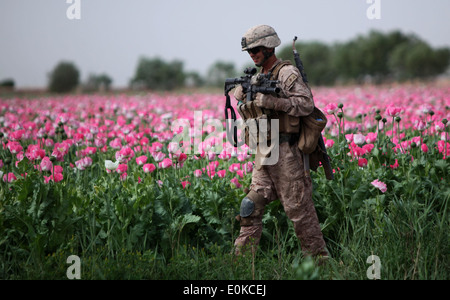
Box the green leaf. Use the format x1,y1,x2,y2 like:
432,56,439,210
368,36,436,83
181,214,201,225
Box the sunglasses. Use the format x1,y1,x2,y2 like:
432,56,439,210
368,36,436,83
247,47,262,55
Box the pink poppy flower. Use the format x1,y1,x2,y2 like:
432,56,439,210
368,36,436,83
228,163,240,173
218,150,231,160
116,164,128,174
152,151,166,162
40,157,53,172
7,141,23,154
413,119,427,131
52,142,70,161
52,165,63,174
26,144,46,161
365,132,377,143
84,146,97,155
230,177,241,188
325,139,335,149
9,129,26,141
243,161,253,173
207,151,216,161
160,158,173,169
168,142,180,154
371,179,387,193
358,158,368,168
116,147,134,162
3,172,17,183
178,153,188,163
143,163,156,173
136,155,148,165
362,144,374,154
44,173,63,184
385,106,403,117
152,142,163,152
353,133,365,145
390,159,399,169
324,103,338,115
181,181,190,189
217,170,226,178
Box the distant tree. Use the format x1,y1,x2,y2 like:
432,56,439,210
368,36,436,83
130,57,185,91
278,41,336,86
332,30,412,83
184,71,205,88
84,73,113,92
206,61,237,87
389,39,450,81
48,61,80,93
0,78,15,89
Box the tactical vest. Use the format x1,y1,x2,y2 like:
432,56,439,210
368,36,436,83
237,60,300,146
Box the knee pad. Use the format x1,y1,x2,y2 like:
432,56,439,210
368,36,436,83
238,190,266,226
239,196,255,218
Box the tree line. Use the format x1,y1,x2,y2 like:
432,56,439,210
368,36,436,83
277,30,450,85
2,30,448,93
127,30,450,90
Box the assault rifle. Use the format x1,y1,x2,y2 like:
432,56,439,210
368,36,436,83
225,67,280,103
292,36,334,180
224,67,280,147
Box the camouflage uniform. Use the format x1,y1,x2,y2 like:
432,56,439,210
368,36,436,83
234,26,328,258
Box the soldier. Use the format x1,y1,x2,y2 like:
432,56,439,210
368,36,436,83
233,25,329,260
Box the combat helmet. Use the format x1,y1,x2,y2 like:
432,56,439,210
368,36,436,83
241,25,281,51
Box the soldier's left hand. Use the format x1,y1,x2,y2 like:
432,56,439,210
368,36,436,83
254,93,275,109
255,93,291,112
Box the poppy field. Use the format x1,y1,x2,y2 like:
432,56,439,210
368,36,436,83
0,83,449,279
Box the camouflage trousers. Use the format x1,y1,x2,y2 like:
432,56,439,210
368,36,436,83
234,142,327,257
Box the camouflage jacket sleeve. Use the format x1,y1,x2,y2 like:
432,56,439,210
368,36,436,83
277,64,314,117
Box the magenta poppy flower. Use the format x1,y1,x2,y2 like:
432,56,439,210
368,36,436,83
230,177,241,188
143,163,156,173
358,158,368,168
217,170,226,178
136,155,148,165
116,164,128,174
40,157,53,172
193,169,202,177
160,158,173,169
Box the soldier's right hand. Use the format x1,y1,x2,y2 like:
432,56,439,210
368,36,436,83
234,85,245,102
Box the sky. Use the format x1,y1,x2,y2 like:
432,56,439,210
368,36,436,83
1,0,450,88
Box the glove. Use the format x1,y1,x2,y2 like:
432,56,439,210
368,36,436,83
234,85,245,102
254,93,292,112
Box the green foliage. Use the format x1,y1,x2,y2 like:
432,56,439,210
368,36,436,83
1,90,449,279
1,144,447,279
83,73,113,92
48,61,80,93
278,30,450,85
389,40,450,81
278,41,336,86
130,57,185,91
0,78,15,88
206,61,238,87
